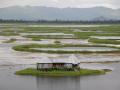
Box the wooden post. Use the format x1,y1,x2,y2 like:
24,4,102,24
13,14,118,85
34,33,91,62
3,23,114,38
37,63,39,70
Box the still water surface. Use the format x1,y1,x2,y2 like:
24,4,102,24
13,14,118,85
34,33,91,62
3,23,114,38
0,63,120,90
33,47,119,52
0,41,120,90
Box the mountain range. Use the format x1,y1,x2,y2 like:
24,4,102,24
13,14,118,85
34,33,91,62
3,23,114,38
0,6,120,21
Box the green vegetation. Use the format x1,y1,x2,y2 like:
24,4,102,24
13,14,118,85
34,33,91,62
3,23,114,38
54,40,61,44
12,44,120,54
77,25,120,33
15,68,106,77
74,32,96,39
21,27,75,40
74,31,120,39
0,29,20,36
24,35,75,40
20,27,73,33
74,25,120,39
0,32,19,36
3,38,17,43
1,24,120,53
89,38,120,44
1,24,118,39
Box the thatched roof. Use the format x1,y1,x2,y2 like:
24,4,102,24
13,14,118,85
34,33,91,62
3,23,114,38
36,57,52,63
37,54,80,64
68,54,80,64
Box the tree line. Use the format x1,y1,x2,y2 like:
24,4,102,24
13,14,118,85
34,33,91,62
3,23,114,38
0,19,120,24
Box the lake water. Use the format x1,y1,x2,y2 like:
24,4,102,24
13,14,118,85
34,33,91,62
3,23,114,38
15,39,89,45
91,36,120,40
0,43,120,65
0,24,120,90
0,63,119,90
1,45,117,64
33,47,119,52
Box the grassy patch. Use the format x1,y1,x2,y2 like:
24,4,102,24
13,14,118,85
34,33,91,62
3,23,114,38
74,25,120,39
12,44,120,54
74,32,96,39
54,40,61,44
15,68,106,77
74,31,120,39
0,29,20,36
21,27,73,33
24,35,75,40
77,25,120,33
0,32,19,36
3,38,17,43
89,38,120,44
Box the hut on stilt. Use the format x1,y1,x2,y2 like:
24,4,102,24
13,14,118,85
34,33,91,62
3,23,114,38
36,54,80,71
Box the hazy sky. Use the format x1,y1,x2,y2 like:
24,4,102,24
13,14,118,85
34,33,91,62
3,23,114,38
0,0,120,9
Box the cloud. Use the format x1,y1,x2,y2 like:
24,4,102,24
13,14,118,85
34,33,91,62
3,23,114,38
0,0,119,9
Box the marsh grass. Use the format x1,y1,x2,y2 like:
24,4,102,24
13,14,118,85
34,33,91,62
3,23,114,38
12,44,120,54
89,38,120,44
3,38,17,43
15,68,106,77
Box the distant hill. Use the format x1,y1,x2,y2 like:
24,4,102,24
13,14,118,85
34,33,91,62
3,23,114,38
0,6,120,21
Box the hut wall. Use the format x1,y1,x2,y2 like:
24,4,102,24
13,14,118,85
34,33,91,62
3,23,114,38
64,64,73,68
37,63,53,69
52,63,65,68
44,64,53,68
37,63,77,69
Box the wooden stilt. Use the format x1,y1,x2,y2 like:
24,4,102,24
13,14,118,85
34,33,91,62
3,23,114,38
37,63,39,70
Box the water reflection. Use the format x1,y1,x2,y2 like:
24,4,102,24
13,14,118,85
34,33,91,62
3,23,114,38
36,77,81,90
